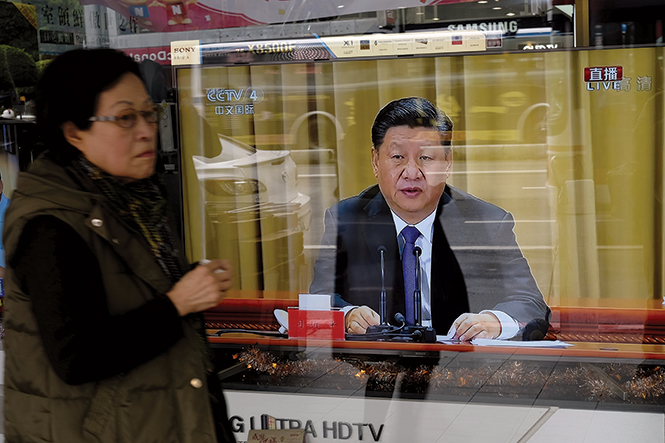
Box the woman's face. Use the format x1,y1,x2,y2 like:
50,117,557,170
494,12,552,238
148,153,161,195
67,72,157,181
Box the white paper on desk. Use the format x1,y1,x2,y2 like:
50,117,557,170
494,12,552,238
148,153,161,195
436,333,461,344
472,338,574,348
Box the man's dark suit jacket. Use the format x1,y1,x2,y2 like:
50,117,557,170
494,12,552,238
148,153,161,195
309,184,551,333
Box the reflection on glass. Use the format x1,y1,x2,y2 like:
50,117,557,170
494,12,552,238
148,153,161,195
308,96,549,341
178,46,664,345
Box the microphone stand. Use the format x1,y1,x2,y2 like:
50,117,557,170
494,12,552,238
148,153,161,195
379,246,388,325
358,246,437,343
366,246,396,334
414,246,422,326
399,246,437,343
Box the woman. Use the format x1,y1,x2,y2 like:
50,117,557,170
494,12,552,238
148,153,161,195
3,49,236,442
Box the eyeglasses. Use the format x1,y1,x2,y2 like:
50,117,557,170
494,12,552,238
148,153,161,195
88,107,160,129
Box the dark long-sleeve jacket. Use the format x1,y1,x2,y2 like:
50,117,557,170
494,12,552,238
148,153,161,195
3,152,234,443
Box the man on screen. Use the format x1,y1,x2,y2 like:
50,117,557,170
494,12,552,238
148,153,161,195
309,97,550,341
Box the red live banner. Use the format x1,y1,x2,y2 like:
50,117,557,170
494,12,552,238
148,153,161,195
584,66,623,82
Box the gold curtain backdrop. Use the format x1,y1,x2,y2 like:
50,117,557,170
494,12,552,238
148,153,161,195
177,46,663,307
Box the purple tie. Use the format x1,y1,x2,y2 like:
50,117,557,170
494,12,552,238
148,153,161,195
402,226,421,326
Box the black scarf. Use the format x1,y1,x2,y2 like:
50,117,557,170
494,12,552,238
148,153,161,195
69,154,214,373
71,155,183,284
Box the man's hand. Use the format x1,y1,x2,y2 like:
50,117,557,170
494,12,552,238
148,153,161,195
451,312,501,342
345,306,380,334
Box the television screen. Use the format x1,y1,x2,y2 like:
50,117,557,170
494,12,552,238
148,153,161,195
175,36,662,345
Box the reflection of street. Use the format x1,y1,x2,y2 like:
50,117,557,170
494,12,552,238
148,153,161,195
453,156,553,302
297,162,339,289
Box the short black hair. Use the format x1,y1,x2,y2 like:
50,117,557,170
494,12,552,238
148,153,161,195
35,49,142,162
371,97,453,149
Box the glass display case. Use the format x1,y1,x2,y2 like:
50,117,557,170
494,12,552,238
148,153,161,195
173,32,665,442
3,0,665,441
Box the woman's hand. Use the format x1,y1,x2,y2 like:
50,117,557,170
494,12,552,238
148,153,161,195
166,259,233,316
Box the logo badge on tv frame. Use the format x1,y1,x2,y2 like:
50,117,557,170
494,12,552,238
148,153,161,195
171,40,201,66
584,66,623,91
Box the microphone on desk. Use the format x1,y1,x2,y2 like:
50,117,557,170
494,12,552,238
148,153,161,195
352,248,435,343
413,246,423,326
348,312,437,342
349,313,405,341
383,312,434,343
522,318,550,341
400,246,436,342
366,246,396,336
378,246,388,325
